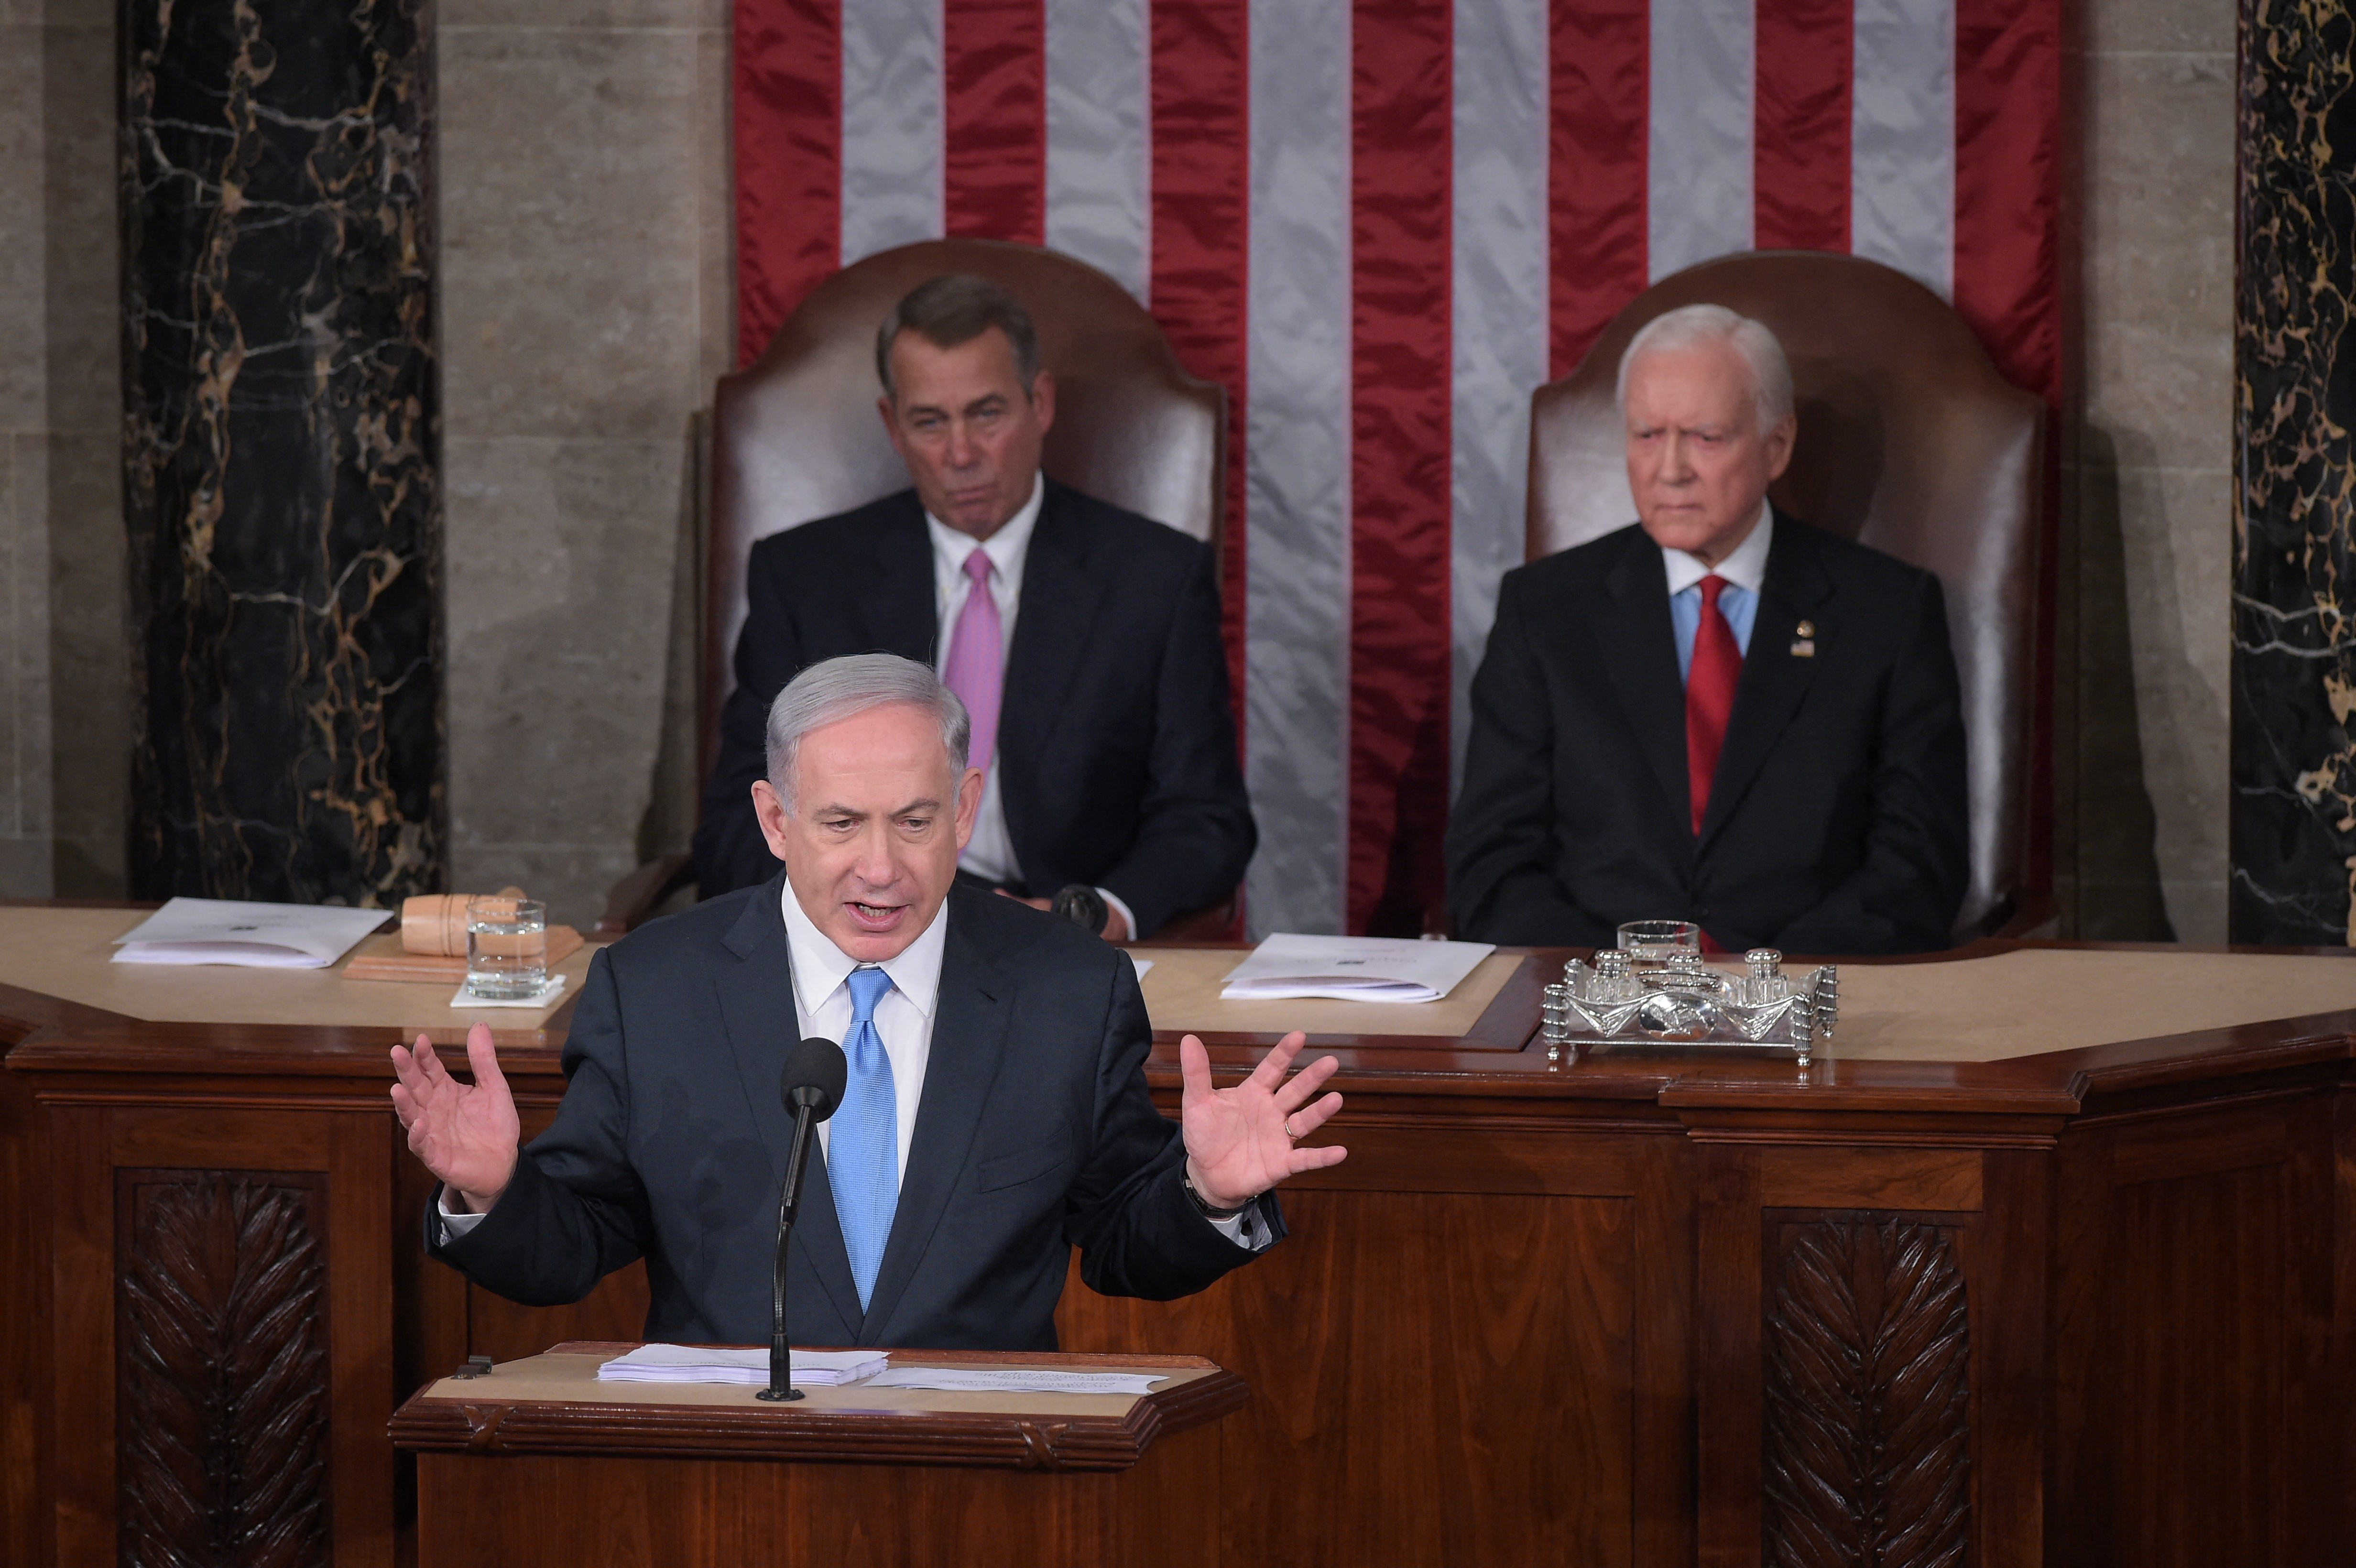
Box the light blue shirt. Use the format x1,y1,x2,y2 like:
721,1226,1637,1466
1665,503,1773,683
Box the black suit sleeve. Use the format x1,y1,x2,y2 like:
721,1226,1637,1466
692,550,800,898
1774,571,1970,954
425,948,654,1304
1089,542,1257,937
1446,571,1604,945
1066,957,1281,1298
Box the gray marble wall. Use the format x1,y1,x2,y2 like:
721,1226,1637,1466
1,0,124,900
437,0,731,926
2069,0,2236,943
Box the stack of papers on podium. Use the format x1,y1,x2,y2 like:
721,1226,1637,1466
112,898,393,969
1219,934,1496,1004
865,1366,1167,1396
594,1343,888,1386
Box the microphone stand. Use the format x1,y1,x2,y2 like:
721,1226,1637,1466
756,1093,824,1402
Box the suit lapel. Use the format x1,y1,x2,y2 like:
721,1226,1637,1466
1592,529,1695,834
1700,512,1833,847
859,892,1014,1344
713,878,865,1336
997,486,1107,810
856,496,940,662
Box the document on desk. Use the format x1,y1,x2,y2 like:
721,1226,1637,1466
594,1344,888,1386
1219,933,1496,1004
111,897,394,969
862,1366,1168,1396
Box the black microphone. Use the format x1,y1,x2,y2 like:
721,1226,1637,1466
756,1037,849,1403
1050,883,1108,936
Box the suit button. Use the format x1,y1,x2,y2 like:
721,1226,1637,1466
1694,906,1712,922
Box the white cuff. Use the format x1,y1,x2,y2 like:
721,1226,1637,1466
436,1188,489,1244
1204,1200,1273,1252
1096,886,1138,942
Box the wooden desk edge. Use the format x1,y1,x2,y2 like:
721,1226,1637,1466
387,1347,1247,1473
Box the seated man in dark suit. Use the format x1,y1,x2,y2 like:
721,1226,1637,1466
1448,304,1968,955
693,274,1255,941
391,653,1344,1349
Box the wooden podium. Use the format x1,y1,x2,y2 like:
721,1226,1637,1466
389,1345,1243,1567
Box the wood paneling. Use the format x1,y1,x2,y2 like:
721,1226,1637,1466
1758,1146,1984,1211
414,1430,1221,1568
1058,1154,1693,1568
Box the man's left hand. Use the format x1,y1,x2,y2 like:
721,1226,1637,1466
1003,890,1132,941
1178,1031,1346,1210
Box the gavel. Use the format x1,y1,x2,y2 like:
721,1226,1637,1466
398,887,528,958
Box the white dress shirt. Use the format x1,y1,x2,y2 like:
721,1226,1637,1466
924,471,1137,939
781,878,944,1179
1663,501,1772,681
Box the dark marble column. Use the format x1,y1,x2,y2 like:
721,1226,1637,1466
2230,0,2356,944
121,0,444,905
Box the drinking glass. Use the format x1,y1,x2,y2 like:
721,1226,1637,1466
1615,919,1701,968
465,897,548,1000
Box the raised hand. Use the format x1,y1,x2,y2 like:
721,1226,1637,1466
390,1022,521,1213
1178,1031,1347,1210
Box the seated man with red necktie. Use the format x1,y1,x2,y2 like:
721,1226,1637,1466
692,274,1255,942
1447,304,1969,956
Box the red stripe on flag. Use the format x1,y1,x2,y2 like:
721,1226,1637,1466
1149,0,1253,751
1753,0,1853,252
1954,0,2062,405
733,0,841,366
944,0,1047,243
1348,0,1453,936
1550,0,1650,377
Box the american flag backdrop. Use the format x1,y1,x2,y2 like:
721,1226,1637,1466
733,0,2060,937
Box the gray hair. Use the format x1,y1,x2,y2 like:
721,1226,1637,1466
1614,303,1795,434
764,653,971,810
875,274,1043,403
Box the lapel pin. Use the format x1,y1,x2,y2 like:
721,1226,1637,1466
1794,620,1815,638
1790,619,1816,658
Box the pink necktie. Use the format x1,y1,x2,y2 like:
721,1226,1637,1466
942,549,1003,774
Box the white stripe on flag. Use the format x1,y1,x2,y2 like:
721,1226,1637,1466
1450,0,1552,798
1851,0,1956,297
1648,0,1754,278
1044,0,1151,300
840,0,945,263
1244,0,1352,936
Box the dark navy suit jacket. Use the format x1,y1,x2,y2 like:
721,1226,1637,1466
429,881,1279,1349
692,480,1254,938
1446,512,1969,955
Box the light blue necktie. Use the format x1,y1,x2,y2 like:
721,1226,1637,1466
829,965,899,1312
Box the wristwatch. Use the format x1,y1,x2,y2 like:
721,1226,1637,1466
1182,1173,1250,1220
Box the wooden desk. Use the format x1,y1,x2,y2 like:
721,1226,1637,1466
391,1345,1243,1567
4,913,2353,1566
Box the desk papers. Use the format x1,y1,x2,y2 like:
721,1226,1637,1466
594,1344,888,1387
863,1367,1167,1396
112,898,393,969
1219,934,1496,1004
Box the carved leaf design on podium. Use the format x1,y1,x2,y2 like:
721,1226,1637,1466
116,1170,331,1568
1763,1216,1970,1568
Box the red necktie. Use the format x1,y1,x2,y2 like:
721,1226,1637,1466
1685,575,1742,836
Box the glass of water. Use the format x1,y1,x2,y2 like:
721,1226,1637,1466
1616,919,1702,968
465,897,548,1000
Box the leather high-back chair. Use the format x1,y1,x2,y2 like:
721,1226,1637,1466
705,239,1226,765
1527,251,2047,937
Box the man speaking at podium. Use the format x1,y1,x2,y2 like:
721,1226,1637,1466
390,654,1343,1350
